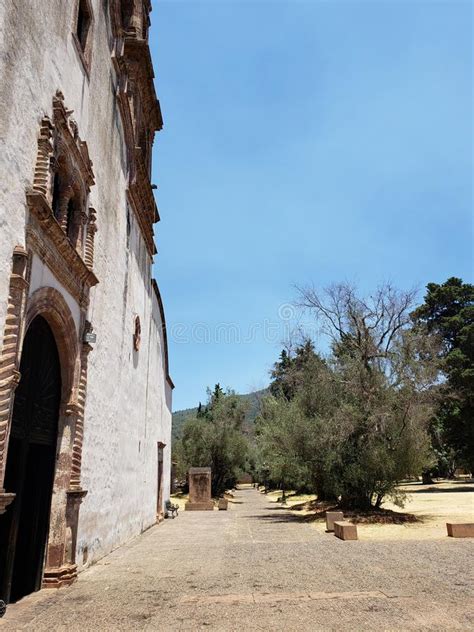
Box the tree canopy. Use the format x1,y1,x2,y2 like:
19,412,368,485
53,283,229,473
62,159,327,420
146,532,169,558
411,277,474,472
257,282,439,509
174,385,250,497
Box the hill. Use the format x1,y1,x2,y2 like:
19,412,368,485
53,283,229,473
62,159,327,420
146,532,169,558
172,389,268,440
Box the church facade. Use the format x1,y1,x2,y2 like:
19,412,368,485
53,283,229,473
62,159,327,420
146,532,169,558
0,0,173,603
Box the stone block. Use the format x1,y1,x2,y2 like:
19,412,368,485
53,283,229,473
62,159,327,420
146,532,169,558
184,501,214,511
334,521,358,541
326,511,344,532
446,522,474,538
185,467,214,511
218,498,228,510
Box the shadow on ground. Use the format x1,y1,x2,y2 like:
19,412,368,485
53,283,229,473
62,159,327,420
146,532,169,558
254,503,422,524
406,486,474,494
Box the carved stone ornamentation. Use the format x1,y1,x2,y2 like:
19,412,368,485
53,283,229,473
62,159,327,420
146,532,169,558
0,94,99,589
0,247,30,496
84,207,97,269
133,315,141,351
26,92,99,305
110,1,162,258
69,331,93,490
33,117,54,197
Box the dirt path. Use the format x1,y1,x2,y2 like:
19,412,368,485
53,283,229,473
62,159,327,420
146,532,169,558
1,488,473,630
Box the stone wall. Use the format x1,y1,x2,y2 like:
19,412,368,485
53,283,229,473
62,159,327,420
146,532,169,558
0,0,172,573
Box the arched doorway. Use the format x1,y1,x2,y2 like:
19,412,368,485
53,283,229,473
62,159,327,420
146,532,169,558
0,316,61,603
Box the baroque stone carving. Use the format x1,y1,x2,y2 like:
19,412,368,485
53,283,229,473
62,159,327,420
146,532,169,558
133,315,141,351
110,1,162,258
27,91,99,305
28,91,98,271
0,247,29,512
84,207,97,269
69,325,93,489
0,93,99,587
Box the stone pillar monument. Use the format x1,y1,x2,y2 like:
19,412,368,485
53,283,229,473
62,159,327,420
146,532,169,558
185,467,214,511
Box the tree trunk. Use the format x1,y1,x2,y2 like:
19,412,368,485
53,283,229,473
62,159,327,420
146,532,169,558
422,470,434,485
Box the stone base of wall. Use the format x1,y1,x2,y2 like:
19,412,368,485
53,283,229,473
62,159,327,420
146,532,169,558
185,502,214,511
0,491,16,515
42,564,78,589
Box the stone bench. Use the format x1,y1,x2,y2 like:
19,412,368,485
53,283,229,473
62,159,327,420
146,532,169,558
326,511,344,532
446,523,474,538
218,498,228,510
334,521,358,541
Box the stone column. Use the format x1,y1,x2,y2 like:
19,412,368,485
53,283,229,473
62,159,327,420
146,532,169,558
43,329,92,588
84,208,97,269
57,185,74,231
0,247,29,514
33,116,54,198
69,335,92,490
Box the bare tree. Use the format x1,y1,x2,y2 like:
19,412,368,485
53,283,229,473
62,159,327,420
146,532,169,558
287,282,439,509
297,282,417,362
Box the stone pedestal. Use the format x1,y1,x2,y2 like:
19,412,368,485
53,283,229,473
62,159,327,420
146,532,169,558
334,521,358,541
325,511,344,532
218,498,228,510
446,522,474,538
185,467,214,511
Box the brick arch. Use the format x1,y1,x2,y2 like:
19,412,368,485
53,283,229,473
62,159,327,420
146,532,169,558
23,286,88,588
24,287,79,403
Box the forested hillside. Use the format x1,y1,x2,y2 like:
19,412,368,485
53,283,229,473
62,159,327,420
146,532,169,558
172,389,267,440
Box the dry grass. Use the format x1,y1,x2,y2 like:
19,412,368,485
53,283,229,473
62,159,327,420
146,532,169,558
262,479,474,540
309,480,474,540
356,479,474,541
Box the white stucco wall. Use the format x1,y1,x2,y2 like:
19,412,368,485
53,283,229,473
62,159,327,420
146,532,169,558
28,254,81,334
0,0,172,569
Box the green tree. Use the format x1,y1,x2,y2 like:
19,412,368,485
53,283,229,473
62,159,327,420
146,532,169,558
256,396,309,497
269,340,321,401
411,277,474,473
174,386,250,496
257,283,438,510
296,282,438,509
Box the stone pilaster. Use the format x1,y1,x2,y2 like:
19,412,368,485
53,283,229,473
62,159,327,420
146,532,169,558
33,116,54,197
84,208,97,269
69,337,92,490
0,247,29,513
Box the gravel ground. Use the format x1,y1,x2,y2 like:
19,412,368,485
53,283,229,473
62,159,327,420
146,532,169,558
1,488,473,631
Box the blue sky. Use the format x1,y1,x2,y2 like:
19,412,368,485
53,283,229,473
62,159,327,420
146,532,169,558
149,0,473,411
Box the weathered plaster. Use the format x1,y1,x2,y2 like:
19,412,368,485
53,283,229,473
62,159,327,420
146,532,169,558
0,0,172,574
29,254,81,334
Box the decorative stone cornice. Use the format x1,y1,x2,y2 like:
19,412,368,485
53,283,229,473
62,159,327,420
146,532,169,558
108,3,161,259
26,191,99,298
120,37,162,130
126,147,158,256
109,0,153,42
115,72,136,151
52,91,95,191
